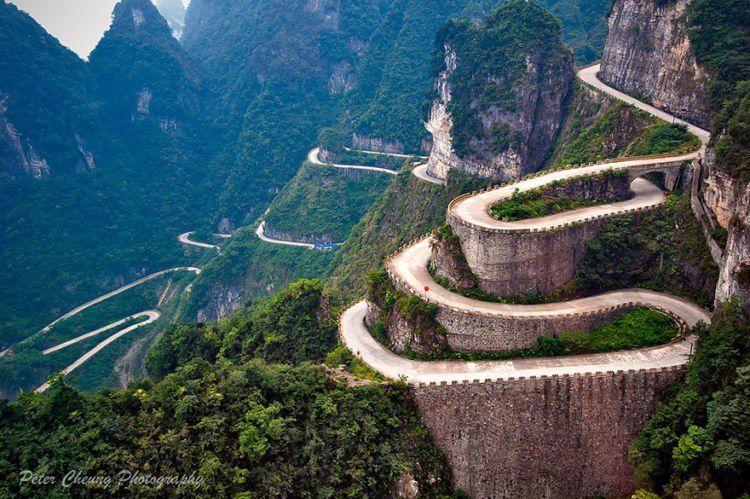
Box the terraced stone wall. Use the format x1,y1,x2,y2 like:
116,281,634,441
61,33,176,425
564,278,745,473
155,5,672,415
411,367,684,498
435,304,631,351
447,214,608,297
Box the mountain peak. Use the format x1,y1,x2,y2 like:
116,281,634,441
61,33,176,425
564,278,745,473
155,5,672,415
110,0,173,38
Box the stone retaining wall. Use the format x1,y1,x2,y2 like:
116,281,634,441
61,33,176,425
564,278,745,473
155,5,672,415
387,268,687,352
448,214,607,297
436,304,631,351
411,367,684,498
445,164,687,297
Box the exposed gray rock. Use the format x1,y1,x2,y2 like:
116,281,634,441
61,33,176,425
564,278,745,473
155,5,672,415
352,133,404,154
0,94,50,180
430,231,477,290
197,283,246,322
600,0,712,128
425,40,572,181
328,61,354,95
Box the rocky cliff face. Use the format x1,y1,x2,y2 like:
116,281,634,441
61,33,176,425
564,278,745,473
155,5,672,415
706,156,750,307
0,96,49,180
430,227,477,290
600,0,712,128
425,0,573,181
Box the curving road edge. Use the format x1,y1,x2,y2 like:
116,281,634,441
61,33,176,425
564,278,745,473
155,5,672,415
38,267,200,335
339,64,713,384
308,147,399,175
178,231,232,251
35,310,161,393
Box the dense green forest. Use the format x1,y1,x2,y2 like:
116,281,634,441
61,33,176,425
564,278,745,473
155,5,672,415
0,279,457,497
631,301,750,497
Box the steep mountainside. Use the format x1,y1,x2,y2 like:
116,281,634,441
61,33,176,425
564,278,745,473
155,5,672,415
181,0,400,230
600,0,712,128
689,0,750,308
0,0,103,180
89,0,201,132
424,0,574,180
338,0,611,155
0,0,217,347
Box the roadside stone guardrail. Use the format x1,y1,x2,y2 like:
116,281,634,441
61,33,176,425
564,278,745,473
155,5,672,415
411,363,686,388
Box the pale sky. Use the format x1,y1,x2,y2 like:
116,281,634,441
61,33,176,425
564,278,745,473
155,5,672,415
8,0,189,60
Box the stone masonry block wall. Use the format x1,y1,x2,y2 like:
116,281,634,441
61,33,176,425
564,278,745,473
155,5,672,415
387,269,666,352
448,215,606,297
443,162,686,299
435,305,631,351
411,368,685,498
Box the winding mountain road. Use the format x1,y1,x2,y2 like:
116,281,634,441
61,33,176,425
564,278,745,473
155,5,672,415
256,146,424,249
341,301,699,383
339,64,713,383
35,310,161,393
308,147,399,175
178,231,231,251
38,267,200,335
454,176,666,230
412,163,447,186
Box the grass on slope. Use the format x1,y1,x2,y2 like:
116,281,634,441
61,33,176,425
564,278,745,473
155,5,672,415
325,170,490,303
549,83,700,168
263,162,392,242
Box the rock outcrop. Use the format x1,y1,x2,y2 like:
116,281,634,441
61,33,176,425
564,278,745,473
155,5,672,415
703,157,737,229
425,0,573,181
0,104,50,179
352,134,405,154
710,169,750,308
430,226,477,290
600,0,712,128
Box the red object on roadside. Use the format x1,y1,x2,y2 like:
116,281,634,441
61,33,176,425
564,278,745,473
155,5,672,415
424,286,430,293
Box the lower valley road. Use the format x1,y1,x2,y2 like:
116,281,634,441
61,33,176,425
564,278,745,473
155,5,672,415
35,310,161,393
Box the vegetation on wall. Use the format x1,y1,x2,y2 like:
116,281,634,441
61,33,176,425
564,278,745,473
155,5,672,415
490,171,629,222
389,306,679,362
